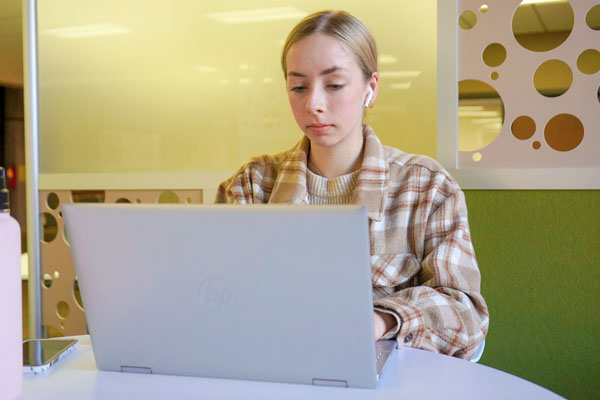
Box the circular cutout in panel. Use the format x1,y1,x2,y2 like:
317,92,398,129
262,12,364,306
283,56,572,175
57,301,70,319
534,60,572,97
136,199,142,203
116,198,131,203
158,191,180,204
533,141,541,149
459,10,477,30
42,213,58,242
483,43,507,67
47,193,59,210
512,1,574,52
73,280,84,310
458,80,505,152
577,49,600,75
186,196,192,204
472,152,482,162
586,5,600,30
41,273,53,289
512,116,536,140
480,4,489,13
53,270,60,279
544,114,584,152
491,71,499,80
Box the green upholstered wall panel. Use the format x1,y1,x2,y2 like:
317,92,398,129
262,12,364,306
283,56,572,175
464,190,599,400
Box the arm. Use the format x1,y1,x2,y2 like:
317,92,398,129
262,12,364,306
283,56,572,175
214,165,255,204
374,189,489,359
215,179,238,204
214,158,282,204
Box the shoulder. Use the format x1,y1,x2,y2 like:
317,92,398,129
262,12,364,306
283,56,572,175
238,148,290,172
363,125,459,192
383,145,462,194
215,147,294,203
222,148,290,184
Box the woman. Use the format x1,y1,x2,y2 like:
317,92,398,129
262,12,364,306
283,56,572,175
216,10,488,360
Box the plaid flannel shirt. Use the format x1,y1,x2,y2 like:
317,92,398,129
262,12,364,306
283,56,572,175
215,125,489,359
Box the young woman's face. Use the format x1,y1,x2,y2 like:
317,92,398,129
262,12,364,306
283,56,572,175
285,33,376,148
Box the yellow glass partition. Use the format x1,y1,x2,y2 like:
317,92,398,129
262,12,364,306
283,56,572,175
37,0,437,173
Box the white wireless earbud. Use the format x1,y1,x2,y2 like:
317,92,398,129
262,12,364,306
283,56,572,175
364,87,373,108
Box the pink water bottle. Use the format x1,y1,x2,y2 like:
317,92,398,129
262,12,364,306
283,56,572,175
0,167,22,399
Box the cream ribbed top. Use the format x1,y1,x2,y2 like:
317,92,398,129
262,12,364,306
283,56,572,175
306,168,360,205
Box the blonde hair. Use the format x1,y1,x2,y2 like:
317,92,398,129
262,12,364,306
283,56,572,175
281,10,378,81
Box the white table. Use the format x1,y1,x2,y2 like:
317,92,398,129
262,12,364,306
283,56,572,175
23,336,563,400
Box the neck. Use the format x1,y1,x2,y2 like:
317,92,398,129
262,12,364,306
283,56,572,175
308,126,365,179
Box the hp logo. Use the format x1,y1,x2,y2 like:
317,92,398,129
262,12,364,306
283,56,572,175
199,279,235,311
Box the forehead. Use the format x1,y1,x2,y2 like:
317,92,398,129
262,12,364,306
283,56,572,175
286,33,360,77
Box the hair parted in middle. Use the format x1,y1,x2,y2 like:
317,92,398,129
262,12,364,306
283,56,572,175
281,10,378,82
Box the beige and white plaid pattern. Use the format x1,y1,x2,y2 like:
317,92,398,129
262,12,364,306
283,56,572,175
215,125,489,359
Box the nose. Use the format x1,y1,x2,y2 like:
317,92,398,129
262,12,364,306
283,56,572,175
306,87,325,114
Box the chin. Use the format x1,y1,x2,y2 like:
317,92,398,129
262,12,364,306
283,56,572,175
304,132,342,148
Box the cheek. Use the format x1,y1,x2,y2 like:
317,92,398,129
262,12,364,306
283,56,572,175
331,92,362,120
288,95,305,120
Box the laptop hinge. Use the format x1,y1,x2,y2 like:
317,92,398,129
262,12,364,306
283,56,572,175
312,378,348,387
121,366,153,374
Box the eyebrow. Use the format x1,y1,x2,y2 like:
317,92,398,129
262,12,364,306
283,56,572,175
287,66,347,78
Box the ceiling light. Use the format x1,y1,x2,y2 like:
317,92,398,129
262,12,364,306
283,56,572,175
458,111,501,117
205,7,306,24
390,83,411,90
483,123,503,129
470,117,503,124
379,54,398,64
43,24,130,38
459,106,486,111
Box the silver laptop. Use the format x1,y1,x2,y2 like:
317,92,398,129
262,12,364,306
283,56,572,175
63,204,396,389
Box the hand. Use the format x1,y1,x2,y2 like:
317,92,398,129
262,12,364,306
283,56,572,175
373,311,396,340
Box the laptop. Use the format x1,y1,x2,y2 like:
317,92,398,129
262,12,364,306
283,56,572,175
63,204,397,389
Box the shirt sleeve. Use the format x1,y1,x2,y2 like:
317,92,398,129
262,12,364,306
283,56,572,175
214,165,254,204
373,189,489,360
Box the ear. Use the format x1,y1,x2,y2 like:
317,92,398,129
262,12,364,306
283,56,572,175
364,87,374,108
366,72,379,108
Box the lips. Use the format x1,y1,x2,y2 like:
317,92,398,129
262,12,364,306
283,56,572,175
308,124,333,134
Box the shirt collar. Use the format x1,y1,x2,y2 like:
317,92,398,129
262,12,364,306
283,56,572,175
268,136,311,205
351,125,389,222
269,124,389,221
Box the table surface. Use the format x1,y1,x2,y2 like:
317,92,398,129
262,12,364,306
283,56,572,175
22,336,564,400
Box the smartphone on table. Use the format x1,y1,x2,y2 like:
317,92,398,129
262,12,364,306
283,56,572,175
23,338,78,373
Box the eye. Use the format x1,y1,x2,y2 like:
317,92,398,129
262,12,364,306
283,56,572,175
328,84,345,90
290,86,307,93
